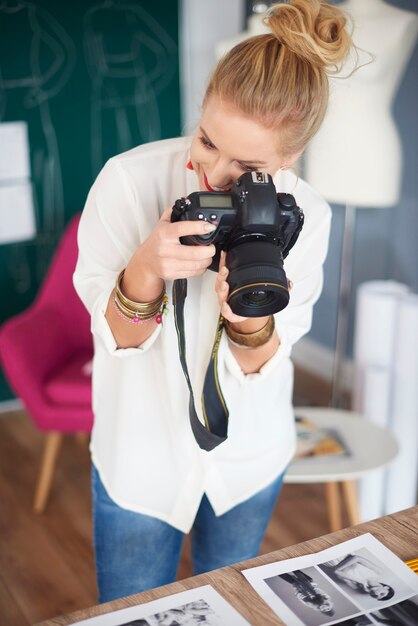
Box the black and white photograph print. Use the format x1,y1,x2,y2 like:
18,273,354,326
318,548,415,612
242,534,418,626
264,566,360,626
141,599,221,626
370,593,418,625
332,617,373,625
68,585,251,626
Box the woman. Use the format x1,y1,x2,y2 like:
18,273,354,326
279,570,335,615
321,554,395,601
74,0,354,602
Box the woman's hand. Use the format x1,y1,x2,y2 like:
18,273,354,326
135,208,217,281
122,208,217,302
106,208,218,347
215,250,294,330
215,251,248,324
215,251,294,323
215,250,285,373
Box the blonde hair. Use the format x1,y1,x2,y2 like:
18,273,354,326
204,0,354,158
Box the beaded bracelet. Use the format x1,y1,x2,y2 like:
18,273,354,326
113,296,168,325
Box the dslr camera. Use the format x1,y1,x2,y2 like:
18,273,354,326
171,172,304,317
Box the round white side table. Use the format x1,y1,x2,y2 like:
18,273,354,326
284,407,399,531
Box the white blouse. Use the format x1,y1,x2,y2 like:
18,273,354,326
73,136,331,533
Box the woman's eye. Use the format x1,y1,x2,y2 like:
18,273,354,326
199,136,215,150
198,137,258,173
239,163,258,173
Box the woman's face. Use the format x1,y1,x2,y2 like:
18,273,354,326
368,582,392,600
189,96,291,192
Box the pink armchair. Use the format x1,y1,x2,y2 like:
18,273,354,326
0,213,94,513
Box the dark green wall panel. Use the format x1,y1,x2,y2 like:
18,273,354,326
0,0,181,401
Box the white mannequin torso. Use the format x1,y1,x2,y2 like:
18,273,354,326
304,0,418,207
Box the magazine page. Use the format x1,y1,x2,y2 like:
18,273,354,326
292,415,350,465
69,585,252,626
242,533,418,626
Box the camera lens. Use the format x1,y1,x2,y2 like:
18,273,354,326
226,241,289,317
242,290,274,307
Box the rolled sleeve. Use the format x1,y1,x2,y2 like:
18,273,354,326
90,286,162,357
73,159,160,357
223,325,291,384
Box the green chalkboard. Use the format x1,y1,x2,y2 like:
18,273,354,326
0,0,181,401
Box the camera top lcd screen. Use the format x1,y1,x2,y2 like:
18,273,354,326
199,194,233,208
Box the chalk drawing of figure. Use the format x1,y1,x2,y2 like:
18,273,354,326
83,0,177,176
0,0,76,236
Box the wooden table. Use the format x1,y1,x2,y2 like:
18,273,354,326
36,506,418,626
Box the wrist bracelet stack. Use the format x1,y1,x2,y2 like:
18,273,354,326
114,269,168,325
225,315,275,349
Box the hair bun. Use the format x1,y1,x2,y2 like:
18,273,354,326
265,0,352,73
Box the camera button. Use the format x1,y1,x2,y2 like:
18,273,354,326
210,214,217,221
197,213,204,220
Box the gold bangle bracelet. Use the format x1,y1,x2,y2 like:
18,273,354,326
225,316,275,348
116,270,165,308
115,269,166,320
114,293,162,320
114,288,164,319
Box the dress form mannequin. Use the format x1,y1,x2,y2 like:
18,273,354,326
302,0,418,409
304,0,418,207
303,2,418,523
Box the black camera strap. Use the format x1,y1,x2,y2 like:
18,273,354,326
173,278,229,451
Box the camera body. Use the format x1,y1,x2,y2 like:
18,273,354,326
171,172,304,317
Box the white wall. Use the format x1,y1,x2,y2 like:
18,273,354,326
179,0,244,134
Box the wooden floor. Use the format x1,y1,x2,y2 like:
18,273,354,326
0,370,346,626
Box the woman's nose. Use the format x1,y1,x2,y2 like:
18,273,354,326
207,160,234,189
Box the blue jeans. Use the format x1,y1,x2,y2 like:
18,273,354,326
92,465,285,602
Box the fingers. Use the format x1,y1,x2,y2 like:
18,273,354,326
160,207,174,222
220,301,248,324
218,249,226,273
163,267,208,280
158,256,214,280
215,255,246,322
170,242,216,261
161,207,216,237
217,271,229,305
168,215,218,240
215,252,229,302
152,211,216,275
178,220,217,239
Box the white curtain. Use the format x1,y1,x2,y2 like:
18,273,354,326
353,281,418,520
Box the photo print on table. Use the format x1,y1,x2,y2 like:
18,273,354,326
370,593,418,626
242,533,418,626
265,565,360,626
332,617,373,625
318,547,415,612
120,599,221,626
68,585,251,626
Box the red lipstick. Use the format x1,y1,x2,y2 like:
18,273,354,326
203,173,230,192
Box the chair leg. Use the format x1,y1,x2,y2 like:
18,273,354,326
325,482,343,532
74,432,89,447
33,432,63,514
342,480,360,526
